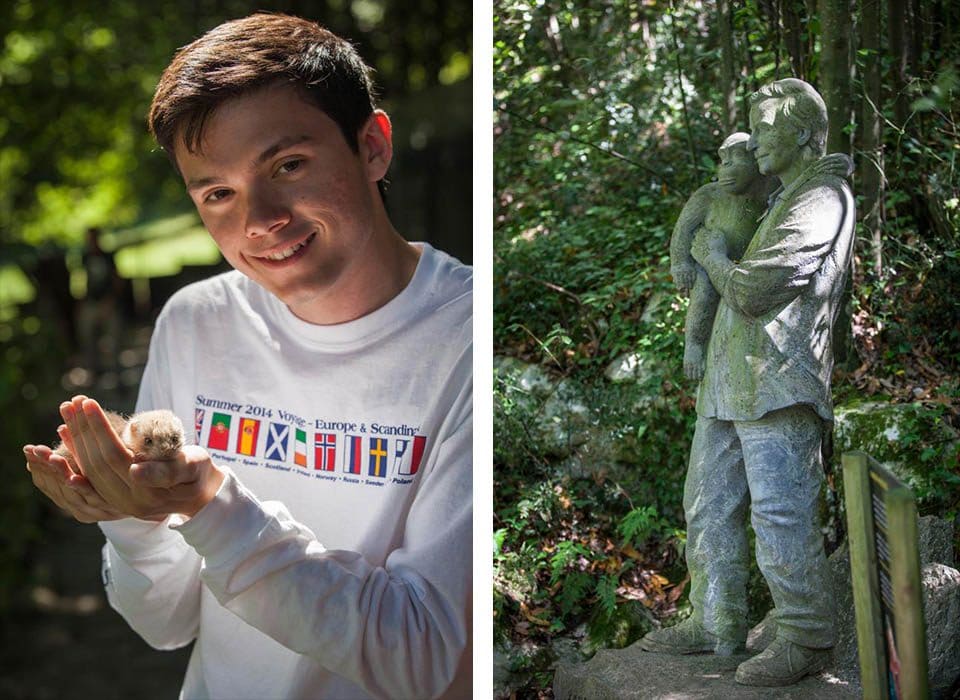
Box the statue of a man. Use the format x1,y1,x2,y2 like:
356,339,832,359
639,78,855,687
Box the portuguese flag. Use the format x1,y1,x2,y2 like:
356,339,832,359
207,412,231,451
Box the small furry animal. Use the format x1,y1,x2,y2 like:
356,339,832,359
54,409,185,468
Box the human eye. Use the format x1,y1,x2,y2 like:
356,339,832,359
203,188,233,203
276,158,304,176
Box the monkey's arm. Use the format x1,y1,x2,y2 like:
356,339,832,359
669,185,714,295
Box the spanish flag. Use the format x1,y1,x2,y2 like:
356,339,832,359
208,412,231,451
236,417,260,456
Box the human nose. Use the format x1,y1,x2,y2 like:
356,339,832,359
244,187,291,238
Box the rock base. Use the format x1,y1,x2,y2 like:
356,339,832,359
553,645,859,699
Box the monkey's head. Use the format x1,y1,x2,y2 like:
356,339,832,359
716,132,762,195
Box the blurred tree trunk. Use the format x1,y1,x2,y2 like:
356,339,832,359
717,0,738,132
819,0,853,155
859,0,884,278
781,0,808,79
887,0,910,125
820,0,854,364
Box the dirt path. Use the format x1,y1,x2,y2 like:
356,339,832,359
1,512,192,699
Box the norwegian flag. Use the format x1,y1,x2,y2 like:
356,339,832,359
314,433,336,471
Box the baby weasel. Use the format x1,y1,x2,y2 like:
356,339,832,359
54,409,185,469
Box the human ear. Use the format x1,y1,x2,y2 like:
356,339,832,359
360,110,393,182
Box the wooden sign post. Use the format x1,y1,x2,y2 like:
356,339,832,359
842,451,929,700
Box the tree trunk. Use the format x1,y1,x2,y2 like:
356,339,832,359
781,0,807,79
887,0,910,125
859,0,884,278
819,0,853,156
669,2,701,180
820,0,854,365
717,0,738,132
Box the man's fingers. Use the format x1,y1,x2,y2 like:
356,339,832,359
81,398,127,453
57,424,78,461
130,459,199,489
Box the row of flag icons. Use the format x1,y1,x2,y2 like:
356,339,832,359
197,410,426,477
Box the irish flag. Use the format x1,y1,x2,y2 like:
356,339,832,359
294,428,307,467
207,412,231,451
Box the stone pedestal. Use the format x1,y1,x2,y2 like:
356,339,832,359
553,644,859,700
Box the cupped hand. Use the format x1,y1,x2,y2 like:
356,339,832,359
59,395,223,520
128,445,225,518
24,444,124,523
59,395,139,512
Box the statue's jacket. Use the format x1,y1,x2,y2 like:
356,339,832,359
696,156,855,424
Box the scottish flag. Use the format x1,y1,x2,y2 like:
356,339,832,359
265,422,290,462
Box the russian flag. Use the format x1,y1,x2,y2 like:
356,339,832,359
344,435,363,474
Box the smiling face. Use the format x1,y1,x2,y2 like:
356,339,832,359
175,83,401,323
747,100,804,179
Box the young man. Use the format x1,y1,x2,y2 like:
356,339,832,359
639,78,854,686
24,14,471,700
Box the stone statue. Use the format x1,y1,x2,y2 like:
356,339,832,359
669,132,778,381
640,78,856,688
670,134,853,382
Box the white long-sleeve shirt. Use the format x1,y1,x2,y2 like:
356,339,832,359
99,243,472,699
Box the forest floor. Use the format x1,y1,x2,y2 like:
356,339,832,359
1,322,192,699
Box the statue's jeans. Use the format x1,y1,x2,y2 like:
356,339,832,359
683,405,836,648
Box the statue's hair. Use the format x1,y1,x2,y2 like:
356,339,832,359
718,132,751,154
748,78,828,157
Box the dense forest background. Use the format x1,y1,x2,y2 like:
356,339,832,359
0,2,470,696
494,0,959,695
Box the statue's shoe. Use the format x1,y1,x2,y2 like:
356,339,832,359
735,637,831,686
637,618,744,656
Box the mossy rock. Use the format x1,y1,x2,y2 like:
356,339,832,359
833,400,960,509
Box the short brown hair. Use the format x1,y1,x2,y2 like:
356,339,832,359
149,13,377,162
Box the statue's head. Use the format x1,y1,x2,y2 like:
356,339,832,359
747,78,827,177
716,132,761,194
